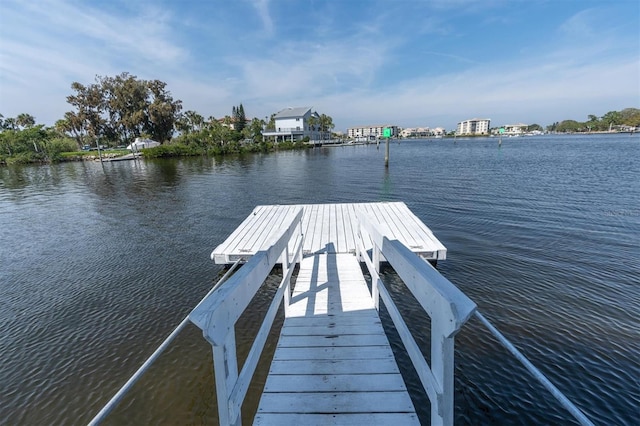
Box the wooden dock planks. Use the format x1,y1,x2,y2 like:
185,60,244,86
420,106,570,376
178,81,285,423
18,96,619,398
211,202,446,264
253,253,419,425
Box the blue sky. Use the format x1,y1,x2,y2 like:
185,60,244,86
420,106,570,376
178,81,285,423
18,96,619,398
0,0,638,132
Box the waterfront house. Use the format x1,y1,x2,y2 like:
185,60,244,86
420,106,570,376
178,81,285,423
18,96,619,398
502,123,528,135
263,106,320,142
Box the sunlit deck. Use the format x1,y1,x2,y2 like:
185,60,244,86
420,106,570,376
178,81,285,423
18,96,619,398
254,252,419,425
211,202,446,264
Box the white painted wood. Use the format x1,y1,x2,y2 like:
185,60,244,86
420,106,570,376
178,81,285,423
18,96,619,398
255,253,418,424
254,413,420,426
277,333,391,347
228,236,303,420
357,210,477,426
272,345,394,361
280,324,384,336
256,391,415,413
212,331,240,426
211,202,447,263
268,358,401,375
190,208,304,426
263,373,408,392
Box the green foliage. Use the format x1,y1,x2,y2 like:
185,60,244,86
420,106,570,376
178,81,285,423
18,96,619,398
233,103,247,133
63,72,182,146
242,117,265,142
48,137,77,154
556,120,582,132
548,108,639,132
142,143,203,158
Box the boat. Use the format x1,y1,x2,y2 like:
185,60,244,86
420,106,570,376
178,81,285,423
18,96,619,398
126,137,160,151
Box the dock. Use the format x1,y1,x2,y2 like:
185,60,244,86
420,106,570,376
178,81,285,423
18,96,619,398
211,202,446,264
90,202,597,426
189,202,473,425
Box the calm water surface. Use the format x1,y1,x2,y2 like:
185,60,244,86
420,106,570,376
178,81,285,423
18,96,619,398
1,135,638,425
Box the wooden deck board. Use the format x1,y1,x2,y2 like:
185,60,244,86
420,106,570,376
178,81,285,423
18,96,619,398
211,202,446,264
254,413,420,426
254,253,418,425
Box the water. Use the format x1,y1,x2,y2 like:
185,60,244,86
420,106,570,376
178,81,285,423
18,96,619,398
1,134,638,425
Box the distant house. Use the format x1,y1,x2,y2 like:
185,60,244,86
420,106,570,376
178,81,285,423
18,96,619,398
399,127,442,138
263,106,320,142
218,117,250,131
456,118,490,136
502,123,528,135
347,125,399,140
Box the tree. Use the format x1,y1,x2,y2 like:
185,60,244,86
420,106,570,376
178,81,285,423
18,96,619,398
63,73,182,146
318,113,335,140
66,81,105,145
3,117,17,131
242,117,265,142
556,120,582,133
619,108,640,127
16,113,35,129
146,79,182,142
601,111,622,130
307,114,318,140
176,110,204,134
232,103,246,133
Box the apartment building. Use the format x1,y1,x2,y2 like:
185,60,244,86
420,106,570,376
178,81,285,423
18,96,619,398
456,118,491,135
348,125,399,140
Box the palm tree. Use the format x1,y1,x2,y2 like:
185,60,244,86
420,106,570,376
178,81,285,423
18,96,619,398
319,114,334,140
307,114,318,140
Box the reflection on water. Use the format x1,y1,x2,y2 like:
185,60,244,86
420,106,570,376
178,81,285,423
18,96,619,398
1,135,638,425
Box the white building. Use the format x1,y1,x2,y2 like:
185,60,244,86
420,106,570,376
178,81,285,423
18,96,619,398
456,118,490,136
348,125,399,140
263,106,320,142
502,123,528,135
399,127,446,138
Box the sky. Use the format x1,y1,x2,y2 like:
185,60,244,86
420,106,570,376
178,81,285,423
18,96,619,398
0,0,638,132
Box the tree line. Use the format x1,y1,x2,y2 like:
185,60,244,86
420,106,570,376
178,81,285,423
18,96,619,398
0,71,635,164
0,72,336,164
546,108,640,133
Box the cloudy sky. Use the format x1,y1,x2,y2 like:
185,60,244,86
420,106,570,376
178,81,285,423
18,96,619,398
0,0,638,131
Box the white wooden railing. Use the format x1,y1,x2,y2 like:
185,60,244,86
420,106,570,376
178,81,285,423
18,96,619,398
356,210,594,426
188,207,304,426
356,211,477,426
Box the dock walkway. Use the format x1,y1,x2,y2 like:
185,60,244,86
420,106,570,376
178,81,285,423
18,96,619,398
90,202,596,426
254,252,418,425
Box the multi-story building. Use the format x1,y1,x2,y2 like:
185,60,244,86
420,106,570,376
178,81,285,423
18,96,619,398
347,125,399,140
263,106,321,142
398,127,447,138
456,118,490,135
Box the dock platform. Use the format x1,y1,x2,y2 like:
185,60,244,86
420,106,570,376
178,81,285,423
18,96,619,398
211,202,446,264
254,252,419,425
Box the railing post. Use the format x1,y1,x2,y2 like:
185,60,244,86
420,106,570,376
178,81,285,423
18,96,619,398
431,318,455,426
212,330,240,426
372,244,381,310
283,244,292,316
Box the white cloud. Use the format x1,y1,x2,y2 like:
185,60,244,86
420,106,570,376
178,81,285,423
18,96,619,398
0,0,637,132
251,0,274,36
